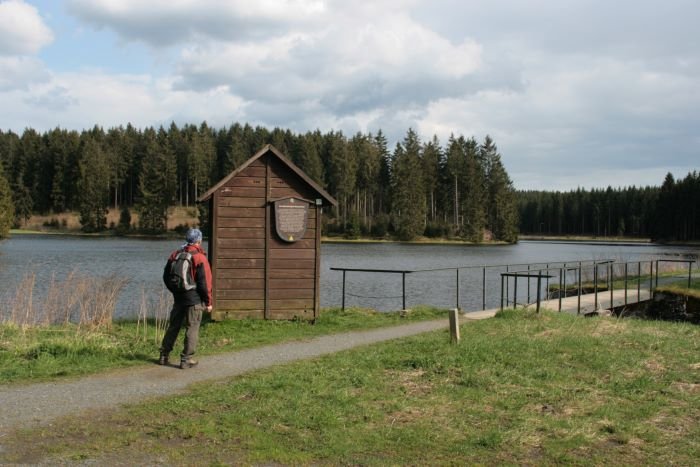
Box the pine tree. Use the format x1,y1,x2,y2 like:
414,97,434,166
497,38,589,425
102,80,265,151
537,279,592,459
138,128,177,233
297,132,325,185
461,137,487,241
325,131,356,228
77,138,110,232
482,136,518,242
0,160,14,237
391,129,426,240
421,136,442,224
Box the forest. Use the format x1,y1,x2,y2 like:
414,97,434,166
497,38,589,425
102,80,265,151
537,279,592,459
0,122,697,243
0,123,517,242
518,171,700,242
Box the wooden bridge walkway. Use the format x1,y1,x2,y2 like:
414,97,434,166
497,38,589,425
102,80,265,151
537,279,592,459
462,288,653,320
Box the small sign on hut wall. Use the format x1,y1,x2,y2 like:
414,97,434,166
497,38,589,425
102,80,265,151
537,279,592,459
274,197,309,242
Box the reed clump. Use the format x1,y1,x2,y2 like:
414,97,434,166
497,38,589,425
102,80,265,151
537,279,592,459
0,271,129,329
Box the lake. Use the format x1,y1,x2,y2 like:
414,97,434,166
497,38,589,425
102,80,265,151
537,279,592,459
1,234,697,320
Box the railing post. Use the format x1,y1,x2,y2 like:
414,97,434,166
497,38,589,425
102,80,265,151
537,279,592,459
482,267,487,311
506,265,510,304
563,262,568,301
594,263,599,310
624,262,628,305
500,274,505,310
558,268,563,312
655,259,659,288
456,268,460,311
637,261,641,301
609,262,614,310
577,262,582,315
341,270,346,311
513,275,519,309
402,272,406,311
546,263,550,295
649,261,654,295
527,264,531,304
536,272,543,314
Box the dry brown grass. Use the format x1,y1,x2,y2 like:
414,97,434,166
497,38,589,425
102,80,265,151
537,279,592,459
135,287,170,345
0,271,130,329
21,206,200,232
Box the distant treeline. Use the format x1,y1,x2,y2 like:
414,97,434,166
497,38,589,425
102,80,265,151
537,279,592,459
518,171,700,241
0,123,518,242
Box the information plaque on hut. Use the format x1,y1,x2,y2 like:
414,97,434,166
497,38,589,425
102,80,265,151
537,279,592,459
274,197,309,242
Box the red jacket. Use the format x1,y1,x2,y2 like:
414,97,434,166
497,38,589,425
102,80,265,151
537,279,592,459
163,243,213,307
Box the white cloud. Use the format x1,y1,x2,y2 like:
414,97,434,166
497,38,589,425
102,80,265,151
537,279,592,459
0,0,53,55
0,55,50,90
0,70,248,132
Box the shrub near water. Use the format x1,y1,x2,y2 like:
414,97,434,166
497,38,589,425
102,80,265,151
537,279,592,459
6,310,699,465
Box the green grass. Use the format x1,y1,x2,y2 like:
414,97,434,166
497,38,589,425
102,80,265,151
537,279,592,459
4,310,699,465
0,306,446,384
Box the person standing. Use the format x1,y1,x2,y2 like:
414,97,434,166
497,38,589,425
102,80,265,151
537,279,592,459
159,228,213,369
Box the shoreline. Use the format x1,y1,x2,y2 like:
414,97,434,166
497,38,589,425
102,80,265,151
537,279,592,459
8,229,700,248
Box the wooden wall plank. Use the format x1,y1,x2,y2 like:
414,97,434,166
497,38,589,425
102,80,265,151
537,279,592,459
218,207,265,218
218,268,265,279
216,299,264,310
213,309,264,320
270,278,315,289
217,238,266,249
218,186,266,198
268,238,316,249
269,269,315,279
226,177,265,188
217,248,265,259
218,197,265,208
269,288,314,299
217,258,265,268
269,249,316,260
270,259,315,269
218,278,264,289
218,227,264,239
217,217,265,228
269,299,314,309
217,289,264,300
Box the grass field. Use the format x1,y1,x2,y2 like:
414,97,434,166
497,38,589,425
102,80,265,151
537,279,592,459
3,309,698,465
0,306,446,384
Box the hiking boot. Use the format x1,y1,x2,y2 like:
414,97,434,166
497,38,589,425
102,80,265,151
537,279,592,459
158,352,169,366
180,358,198,369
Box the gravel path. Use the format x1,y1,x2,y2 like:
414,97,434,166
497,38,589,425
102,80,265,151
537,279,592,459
0,315,493,438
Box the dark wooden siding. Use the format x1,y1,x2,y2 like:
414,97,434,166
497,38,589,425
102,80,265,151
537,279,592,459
212,155,320,320
214,159,266,319
267,157,317,319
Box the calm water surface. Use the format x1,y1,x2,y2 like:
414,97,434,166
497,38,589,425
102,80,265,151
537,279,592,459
0,234,697,319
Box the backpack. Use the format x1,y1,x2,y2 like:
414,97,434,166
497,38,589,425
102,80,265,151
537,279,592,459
166,250,196,292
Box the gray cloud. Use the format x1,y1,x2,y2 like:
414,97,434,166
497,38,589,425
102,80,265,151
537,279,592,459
1,0,695,190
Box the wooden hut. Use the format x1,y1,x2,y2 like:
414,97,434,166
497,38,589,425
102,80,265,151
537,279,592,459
198,144,337,320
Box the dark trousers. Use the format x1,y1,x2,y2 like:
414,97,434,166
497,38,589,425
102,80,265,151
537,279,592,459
160,303,202,359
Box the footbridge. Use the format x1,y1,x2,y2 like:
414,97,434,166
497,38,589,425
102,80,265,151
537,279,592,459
330,258,696,315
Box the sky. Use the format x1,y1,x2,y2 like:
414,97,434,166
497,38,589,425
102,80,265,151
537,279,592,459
0,0,698,191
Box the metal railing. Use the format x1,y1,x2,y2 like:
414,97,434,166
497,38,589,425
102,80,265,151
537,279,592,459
331,257,696,313
499,258,696,314
332,258,613,312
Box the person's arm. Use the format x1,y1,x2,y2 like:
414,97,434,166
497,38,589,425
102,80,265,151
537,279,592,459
195,258,213,309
